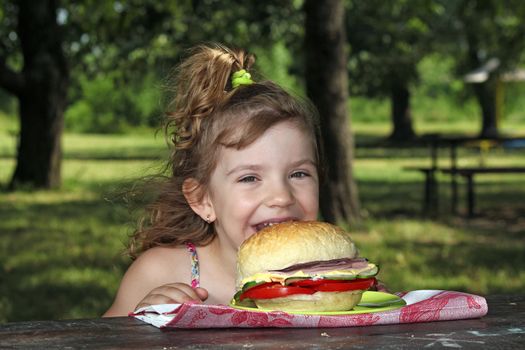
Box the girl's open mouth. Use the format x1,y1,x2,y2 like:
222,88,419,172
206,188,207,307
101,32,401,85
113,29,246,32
253,218,297,232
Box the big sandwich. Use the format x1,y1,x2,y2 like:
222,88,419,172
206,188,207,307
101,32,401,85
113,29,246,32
232,221,379,312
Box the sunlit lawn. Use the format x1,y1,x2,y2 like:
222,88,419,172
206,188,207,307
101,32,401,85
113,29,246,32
0,120,524,322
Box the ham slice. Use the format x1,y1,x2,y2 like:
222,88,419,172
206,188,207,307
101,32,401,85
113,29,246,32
269,258,372,275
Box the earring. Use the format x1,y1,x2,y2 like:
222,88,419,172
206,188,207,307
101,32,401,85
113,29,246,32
205,215,211,223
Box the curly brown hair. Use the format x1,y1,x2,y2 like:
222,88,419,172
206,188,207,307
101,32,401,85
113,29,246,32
127,43,323,258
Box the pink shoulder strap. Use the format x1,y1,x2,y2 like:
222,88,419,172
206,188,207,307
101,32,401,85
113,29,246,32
185,242,200,288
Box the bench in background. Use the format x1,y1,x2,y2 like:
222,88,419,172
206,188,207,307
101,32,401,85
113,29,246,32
405,134,525,217
406,166,525,217
441,167,525,217
404,166,440,214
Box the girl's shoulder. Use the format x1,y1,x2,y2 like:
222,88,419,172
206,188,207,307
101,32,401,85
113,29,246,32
127,245,192,281
103,245,195,316
134,245,189,267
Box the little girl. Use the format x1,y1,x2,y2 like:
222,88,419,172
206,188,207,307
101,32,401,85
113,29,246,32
103,43,323,316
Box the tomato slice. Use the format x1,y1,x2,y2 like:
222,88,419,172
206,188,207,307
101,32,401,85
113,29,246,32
239,283,315,301
239,278,376,301
315,278,376,292
289,279,352,287
289,278,376,291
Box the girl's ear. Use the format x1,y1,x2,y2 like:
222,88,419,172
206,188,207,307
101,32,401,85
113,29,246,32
182,178,216,223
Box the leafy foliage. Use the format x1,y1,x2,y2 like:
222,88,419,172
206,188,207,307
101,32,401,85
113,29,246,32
66,72,161,133
346,0,443,96
450,0,525,73
2,0,523,133
61,0,304,133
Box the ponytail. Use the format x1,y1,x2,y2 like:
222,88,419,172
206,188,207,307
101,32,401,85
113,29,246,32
166,44,255,151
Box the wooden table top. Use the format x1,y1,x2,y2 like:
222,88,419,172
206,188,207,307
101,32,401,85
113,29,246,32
1,294,523,349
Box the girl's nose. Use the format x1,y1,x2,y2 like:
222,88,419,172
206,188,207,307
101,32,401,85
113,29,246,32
265,180,295,207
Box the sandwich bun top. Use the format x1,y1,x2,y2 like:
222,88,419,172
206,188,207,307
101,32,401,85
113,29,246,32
237,221,358,283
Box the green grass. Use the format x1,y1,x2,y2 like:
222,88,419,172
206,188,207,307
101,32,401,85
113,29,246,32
0,190,128,321
0,161,156,322
0,132,167,160
1,113,525,323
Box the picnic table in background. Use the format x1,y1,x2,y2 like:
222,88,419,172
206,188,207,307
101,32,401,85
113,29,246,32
404,133,525,217
0,294,524,349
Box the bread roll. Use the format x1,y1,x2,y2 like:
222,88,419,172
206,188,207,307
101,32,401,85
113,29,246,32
254,290,363,312
237,221,358,286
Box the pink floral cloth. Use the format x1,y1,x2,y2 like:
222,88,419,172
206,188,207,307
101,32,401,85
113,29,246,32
132,290,488,329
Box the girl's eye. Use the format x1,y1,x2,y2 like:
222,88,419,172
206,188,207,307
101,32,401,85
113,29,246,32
239,175,258,183
290,171,310,179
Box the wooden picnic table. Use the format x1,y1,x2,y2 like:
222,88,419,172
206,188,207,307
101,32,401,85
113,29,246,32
409,134,525,216
1,294,523,349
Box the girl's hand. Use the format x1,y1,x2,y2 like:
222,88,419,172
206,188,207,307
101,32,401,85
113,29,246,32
134,283,209,311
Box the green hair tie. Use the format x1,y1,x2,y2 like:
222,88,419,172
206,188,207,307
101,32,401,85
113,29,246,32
231,69,254,88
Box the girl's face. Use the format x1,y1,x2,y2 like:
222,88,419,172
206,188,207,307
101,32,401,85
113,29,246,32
207,120,319,250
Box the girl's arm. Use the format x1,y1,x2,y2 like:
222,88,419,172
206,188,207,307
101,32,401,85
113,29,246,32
103,247,207,317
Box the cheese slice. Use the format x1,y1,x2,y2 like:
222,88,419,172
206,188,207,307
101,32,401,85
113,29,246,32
240,263,378,287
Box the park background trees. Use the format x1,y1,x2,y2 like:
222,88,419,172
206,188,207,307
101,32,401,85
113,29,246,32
1,0,525,224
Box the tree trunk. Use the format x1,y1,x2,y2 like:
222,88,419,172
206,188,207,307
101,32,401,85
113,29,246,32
463,24,499,138
304,0,360,224
473,78,499,138
389,80,415,141
8,0,68,189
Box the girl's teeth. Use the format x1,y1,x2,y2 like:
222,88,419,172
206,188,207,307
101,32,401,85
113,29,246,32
255,222,276,232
